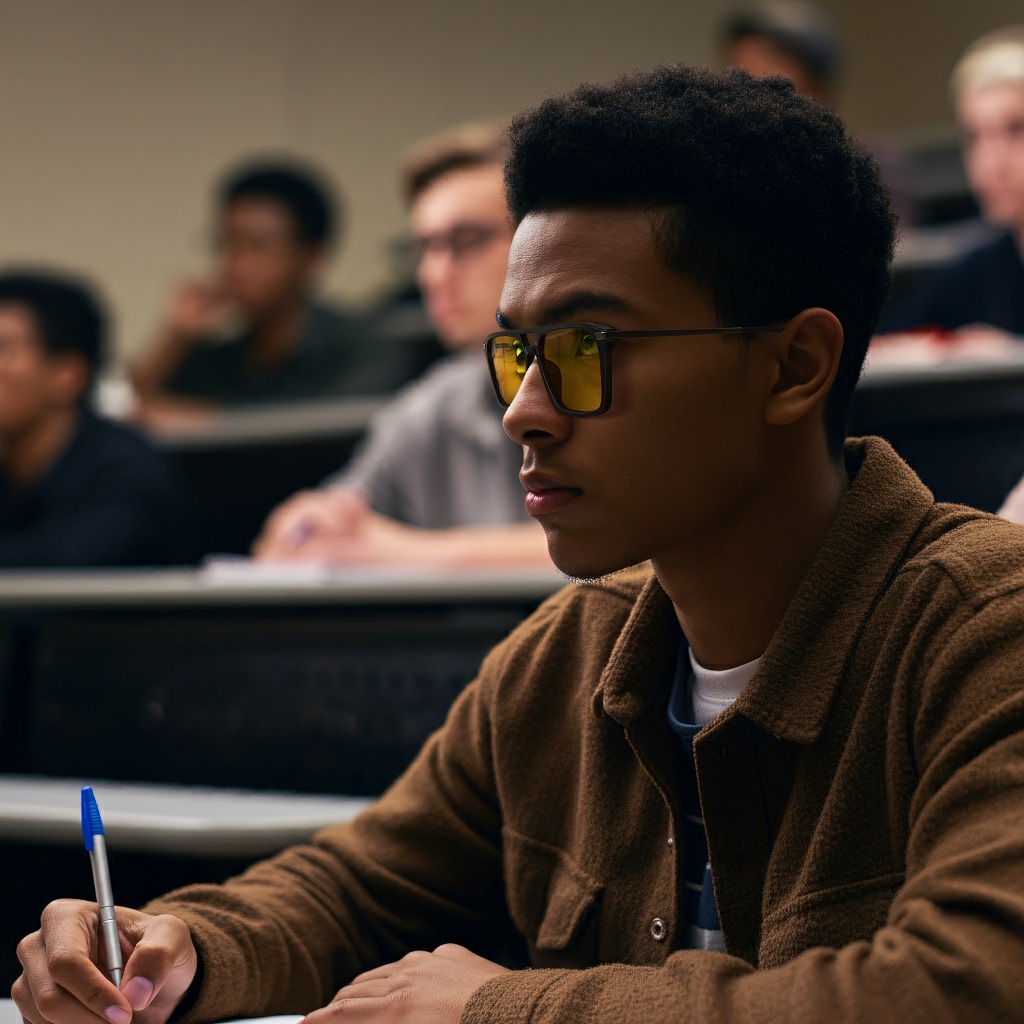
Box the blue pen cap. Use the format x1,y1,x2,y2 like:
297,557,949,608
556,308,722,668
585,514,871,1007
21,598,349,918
80,786,104,851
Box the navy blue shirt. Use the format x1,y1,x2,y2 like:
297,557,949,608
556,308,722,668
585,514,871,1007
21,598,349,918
880,232,1024,336
0,410,195,567
666,645,725,951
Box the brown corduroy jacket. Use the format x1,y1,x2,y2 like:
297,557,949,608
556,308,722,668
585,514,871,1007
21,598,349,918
149,436,1024,1023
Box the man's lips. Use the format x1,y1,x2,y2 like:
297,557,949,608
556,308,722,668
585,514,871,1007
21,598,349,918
521,473,582,517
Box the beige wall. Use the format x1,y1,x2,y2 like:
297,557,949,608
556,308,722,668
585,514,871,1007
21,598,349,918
825,0,1024,137
0,0,1019,363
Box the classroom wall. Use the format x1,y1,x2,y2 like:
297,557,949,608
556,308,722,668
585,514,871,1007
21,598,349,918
0,0,1019,363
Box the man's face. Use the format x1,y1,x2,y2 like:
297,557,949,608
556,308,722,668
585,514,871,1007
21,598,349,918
959,83,1024,229
499,207,770,580
410,163,512,351
215,197,321,318
0,303,80,438
725,34,828,104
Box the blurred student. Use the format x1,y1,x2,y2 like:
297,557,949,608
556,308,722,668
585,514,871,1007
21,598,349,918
721,3,915,225
720,0,841,106
881,26,1024,337
253,124,550,568
131,160,406,425
0,271,192,567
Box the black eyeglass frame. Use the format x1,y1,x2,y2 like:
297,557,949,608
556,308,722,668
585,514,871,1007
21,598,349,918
484,321,787,416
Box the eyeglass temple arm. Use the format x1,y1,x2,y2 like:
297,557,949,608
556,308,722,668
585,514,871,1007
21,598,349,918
607,325,786,338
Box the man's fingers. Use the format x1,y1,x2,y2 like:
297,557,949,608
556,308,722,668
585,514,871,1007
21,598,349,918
119,914,197,1019
26,902,130,1024
13,902,196,1024
12,965,120,1024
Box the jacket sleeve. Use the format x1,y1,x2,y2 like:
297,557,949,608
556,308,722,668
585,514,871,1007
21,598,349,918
464,588,1024,1024
144,668,516,1023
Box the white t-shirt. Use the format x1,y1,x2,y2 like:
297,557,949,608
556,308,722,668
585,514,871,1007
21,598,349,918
688,648,760,727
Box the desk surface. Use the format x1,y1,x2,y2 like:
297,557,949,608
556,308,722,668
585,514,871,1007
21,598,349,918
0,564,567,608
861,346,1024,387
148,395,387,450
0,776,373,856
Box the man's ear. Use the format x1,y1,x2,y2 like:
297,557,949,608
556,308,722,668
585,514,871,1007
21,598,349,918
762,307,843,428
301,244,329,285
48,352,91,408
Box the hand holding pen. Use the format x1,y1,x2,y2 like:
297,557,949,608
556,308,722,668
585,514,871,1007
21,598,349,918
11,790,198,1024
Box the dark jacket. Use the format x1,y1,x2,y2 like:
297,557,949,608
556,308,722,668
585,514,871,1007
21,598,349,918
0,410,194,567
881,231,1024,335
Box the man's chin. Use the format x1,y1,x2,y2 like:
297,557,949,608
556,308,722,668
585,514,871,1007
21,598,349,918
547,540,644,586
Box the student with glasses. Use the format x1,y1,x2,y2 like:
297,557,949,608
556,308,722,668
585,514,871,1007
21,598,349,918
16,66,1024,1024
252,122,551,568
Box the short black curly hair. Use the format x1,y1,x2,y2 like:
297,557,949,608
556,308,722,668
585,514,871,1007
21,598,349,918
219,159,339,248
0,269,106,394
504,64,896,457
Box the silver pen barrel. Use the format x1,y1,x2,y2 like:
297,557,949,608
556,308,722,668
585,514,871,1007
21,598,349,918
89,834,123,988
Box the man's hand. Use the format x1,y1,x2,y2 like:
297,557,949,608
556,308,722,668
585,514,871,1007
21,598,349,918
305,944,508,1024
252,489,368,561
13,900,198,1024
164,279,237,341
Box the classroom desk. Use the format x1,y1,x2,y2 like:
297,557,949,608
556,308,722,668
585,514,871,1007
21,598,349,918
852,353,1024,512
0,566,565,796
0,775,373,856
0,775,374,995
150,397,386,557
0,562,562,992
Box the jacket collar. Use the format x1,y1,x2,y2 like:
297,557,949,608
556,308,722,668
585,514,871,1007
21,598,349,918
597,437,936,743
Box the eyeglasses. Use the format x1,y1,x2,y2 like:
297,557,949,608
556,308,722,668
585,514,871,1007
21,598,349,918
484,321,786,416
410,221,508,264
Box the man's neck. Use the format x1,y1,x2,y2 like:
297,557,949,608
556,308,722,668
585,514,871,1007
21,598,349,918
1,407,80,492
246,297,309,371
654,440,849,670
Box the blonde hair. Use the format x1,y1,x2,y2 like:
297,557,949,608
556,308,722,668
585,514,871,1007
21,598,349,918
400,121,507,207
951,25,1024,100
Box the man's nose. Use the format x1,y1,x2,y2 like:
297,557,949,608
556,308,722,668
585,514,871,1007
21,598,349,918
502,360,570,445
417,250,454,291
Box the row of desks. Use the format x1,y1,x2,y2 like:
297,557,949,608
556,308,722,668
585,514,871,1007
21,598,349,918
0,565,565,794
0,565,565,988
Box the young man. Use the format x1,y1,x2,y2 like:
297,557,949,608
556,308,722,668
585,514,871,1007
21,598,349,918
881,25,1024,337
15,67,1024,1023
720,0,841,106
252,124,550,568
131,160,404,424
0,271,192,567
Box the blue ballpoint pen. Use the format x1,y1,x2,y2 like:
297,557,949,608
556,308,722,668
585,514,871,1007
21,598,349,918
81,787,123,989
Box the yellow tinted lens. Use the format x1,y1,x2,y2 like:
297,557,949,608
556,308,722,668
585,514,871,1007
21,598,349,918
490,335,526,404
542,328,602,412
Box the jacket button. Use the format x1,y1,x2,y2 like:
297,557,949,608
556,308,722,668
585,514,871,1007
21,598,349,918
650,917,667,941
667,836,674,849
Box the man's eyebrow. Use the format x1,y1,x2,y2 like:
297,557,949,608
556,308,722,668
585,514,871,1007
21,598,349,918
543,292,632,324
496,293,632,332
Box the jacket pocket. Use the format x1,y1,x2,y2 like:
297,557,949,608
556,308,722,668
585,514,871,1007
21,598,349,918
759,871,905,967
501,826,603,965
